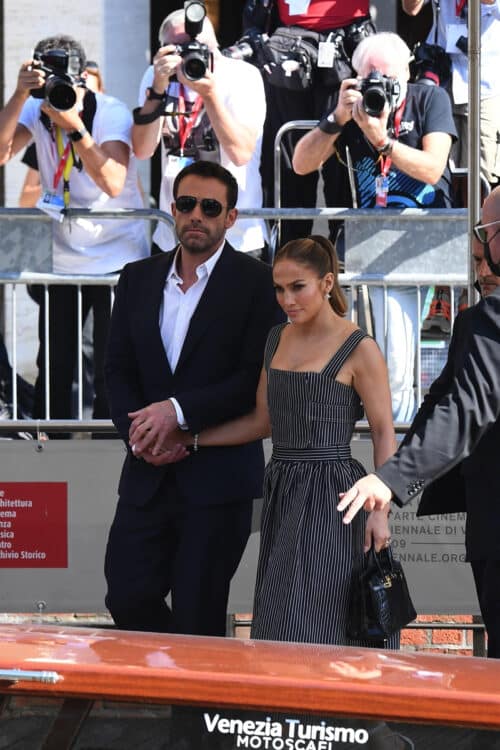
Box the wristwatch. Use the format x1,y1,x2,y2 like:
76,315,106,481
146,86,166,101
376,138,395,156
318,111,343,136
68,127,88,142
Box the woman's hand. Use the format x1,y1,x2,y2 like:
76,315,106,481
364,508,392,553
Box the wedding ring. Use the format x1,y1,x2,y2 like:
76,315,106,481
383,538,392,548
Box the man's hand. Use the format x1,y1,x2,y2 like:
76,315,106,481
16,60,45,98
40,100,84,132
176,66,216,101
351,97,390,150
137,442,190,466
337,473,393,523
152,45,182,94
334,77,362,127
128,399,178,456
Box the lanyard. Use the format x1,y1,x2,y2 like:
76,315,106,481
456,0,467,18
53,127,74,208
379,99,405,178
177,86,203,156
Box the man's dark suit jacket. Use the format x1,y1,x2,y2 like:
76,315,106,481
105,242,284,508
376,287,500,560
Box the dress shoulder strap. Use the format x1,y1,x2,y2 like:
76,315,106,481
264,323,287,373
323,329,368,379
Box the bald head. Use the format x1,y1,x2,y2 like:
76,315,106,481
158,9,218,53
481,187,500,275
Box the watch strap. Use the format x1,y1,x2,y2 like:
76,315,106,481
146,86,166,101
68,127,88,143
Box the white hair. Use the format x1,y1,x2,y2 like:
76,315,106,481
351,32,411,76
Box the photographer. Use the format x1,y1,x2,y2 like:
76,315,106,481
0,35,148,431
132,8,267,257
244,0,376,247
402,0,500,190
293,32,457,422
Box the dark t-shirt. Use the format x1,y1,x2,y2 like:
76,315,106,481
335,83,457,208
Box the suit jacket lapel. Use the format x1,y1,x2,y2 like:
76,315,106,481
175,242,234,372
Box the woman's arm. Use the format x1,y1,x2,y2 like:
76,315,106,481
197,365,271,446
143,365,271,465
350,338,397,551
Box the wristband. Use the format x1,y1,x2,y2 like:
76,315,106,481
68,127,88,142
146,86,166,101
132,102,166,125
192,433,199,452
318,111,343,136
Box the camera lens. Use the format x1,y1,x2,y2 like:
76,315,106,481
362,85,386,117
182,53,207,81
46,77,77,111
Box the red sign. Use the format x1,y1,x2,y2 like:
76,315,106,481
0,482,67,568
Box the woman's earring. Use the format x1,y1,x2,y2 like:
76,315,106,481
325,292,331,299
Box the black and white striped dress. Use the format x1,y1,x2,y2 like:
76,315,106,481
251,324,399,649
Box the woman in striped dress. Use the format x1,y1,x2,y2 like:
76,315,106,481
175,235,398,648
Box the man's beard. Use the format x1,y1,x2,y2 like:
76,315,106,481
178,224,224,255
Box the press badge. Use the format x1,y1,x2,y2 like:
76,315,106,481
165,154,195,178
36,191,65,222
375,175,389,208
318,42,336,69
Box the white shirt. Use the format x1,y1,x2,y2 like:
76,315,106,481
138,56,267,253
160,243,224,426
424,0,500,104
19,93,149,273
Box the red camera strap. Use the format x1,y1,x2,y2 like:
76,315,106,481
456,0,467,18
379,99,405,177
177,85,203,156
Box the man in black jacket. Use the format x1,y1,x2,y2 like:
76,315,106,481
104,160,284,635
337,186,500,656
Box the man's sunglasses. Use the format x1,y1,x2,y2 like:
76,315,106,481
175,195,226,218
473,219,500,276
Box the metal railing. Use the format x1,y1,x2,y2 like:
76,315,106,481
0,206,468,434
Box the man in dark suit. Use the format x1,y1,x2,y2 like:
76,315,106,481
104,160,284,636
337,186,500,656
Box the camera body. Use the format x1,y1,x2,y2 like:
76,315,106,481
410,42,451,88
175,39,213,81
30,48,81,111
172,1,213,81
358,70,400,117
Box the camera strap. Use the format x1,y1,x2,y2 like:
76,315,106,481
54,128,74,208
376,99,405,207
455,0,466,18
177,86,203,156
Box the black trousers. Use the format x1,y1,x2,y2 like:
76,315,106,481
471,560,500,658
104,472,253,636
31,283,111,424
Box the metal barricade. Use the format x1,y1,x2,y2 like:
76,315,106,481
0,205,468,433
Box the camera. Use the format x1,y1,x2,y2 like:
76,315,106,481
175,1,213,81
222,28,269,64
410,42,451,88
358,70,400,117
30,48,81,111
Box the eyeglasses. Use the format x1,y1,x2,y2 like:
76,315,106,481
473,219,500,276
175,195,226,218
473,219,500,245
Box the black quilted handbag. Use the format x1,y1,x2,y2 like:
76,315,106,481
347,546,417,642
